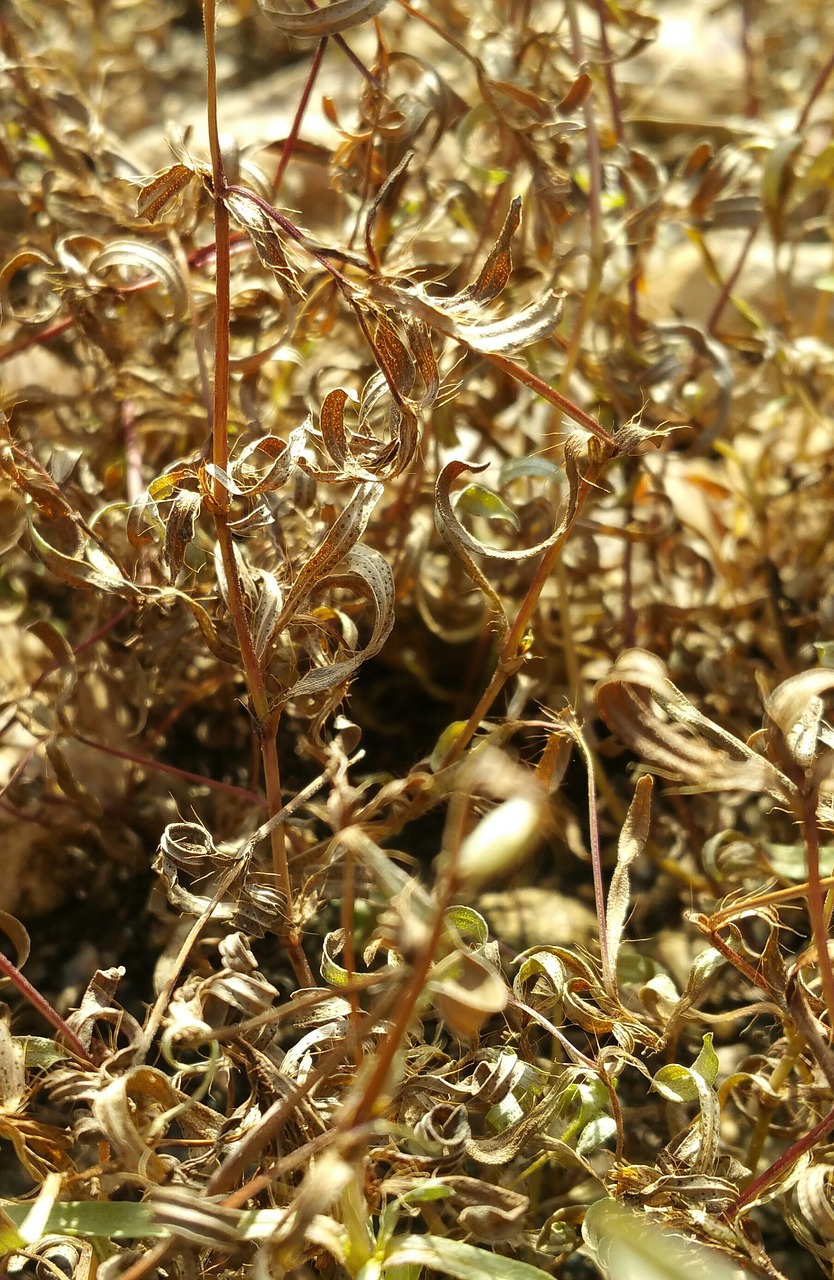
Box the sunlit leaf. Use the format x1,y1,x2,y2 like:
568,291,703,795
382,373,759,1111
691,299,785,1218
384,1233,554,1280
605,776,653,977
582,1198,741,1280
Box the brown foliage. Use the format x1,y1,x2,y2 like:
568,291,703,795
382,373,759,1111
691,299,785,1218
3,1,834,1278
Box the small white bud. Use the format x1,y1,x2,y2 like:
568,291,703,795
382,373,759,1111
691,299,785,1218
456,795,545,890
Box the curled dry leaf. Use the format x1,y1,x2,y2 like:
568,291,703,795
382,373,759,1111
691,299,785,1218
149,1186,244,1249
283,540,396,702
430,950,508,1039
763,667,834,787
6,4,834,1277
230,422,309,498
373,275,565,356
795,1162,834,1243
136,163,196,223
89,239,189,320
595,648,795,800
162,488,202,582
434,444,581,638
369,196,564,356
258,0,391,37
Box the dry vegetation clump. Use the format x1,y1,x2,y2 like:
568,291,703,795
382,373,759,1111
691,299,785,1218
4,2,834,1278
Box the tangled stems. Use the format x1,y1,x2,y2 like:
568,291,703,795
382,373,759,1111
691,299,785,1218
203,0,311,987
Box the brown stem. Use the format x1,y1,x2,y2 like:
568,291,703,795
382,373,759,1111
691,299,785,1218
203,0,308,987
299,0,378,87
796,47,834,133
338,898,449,1130
214,522,309,984
485,350,613,445
594,0,639,343
801,786,834,1033
559,0,604,392
72,730,267,806
338,801,470,1131
439,461,604,767
706,222,757,334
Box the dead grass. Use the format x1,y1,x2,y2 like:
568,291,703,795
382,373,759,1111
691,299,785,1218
2,2,834,1277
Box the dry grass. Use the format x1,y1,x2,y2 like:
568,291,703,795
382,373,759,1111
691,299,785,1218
3,2,834,1277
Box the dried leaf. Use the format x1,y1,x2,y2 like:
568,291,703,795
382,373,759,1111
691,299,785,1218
606,776,653,974
28,516,139,597
456,197,522,306
162,488,202,582
763,667,834,783
258,0,391,38
283,542,395,700
595,649,794,800
374,276,564,356
0,250,62,325
251,569,284,663
223,188,304,300
273,481,384,636
0,1018,26,1113
796,1164,834,1240
90,239,188,319
91,1067,184,1182
434,453,581,638
374,314,416,397
136,163,196,222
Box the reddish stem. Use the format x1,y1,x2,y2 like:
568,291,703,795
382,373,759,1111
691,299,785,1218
272,37,328,199
0,950,94,1065
729,1101,834,1214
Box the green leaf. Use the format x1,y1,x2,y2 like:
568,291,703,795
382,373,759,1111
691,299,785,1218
21,1037,70,1069
455,484,521,530
0,1200,164,1240
398,1182,454,1206
691,1033,719,1087
384,1234,554,1280
577,1113,618,1156
653,1034,718,1102
0,1199,302,1244
444,904,490,948
582,1198,743,1280
815,641,834,667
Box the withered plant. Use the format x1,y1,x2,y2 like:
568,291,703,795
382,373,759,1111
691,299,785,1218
3,1,834,1278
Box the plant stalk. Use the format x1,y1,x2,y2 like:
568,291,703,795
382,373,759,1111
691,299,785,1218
203,0,309,986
